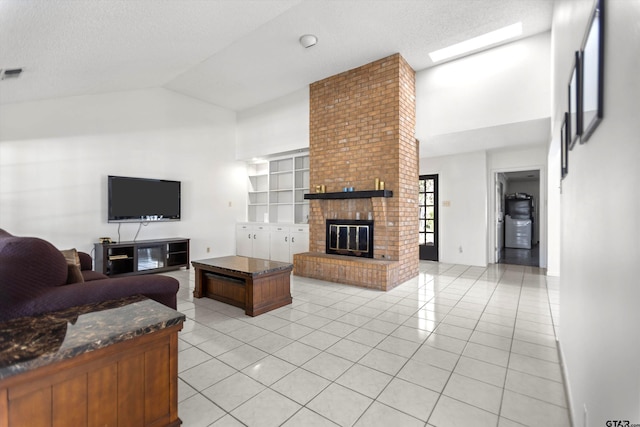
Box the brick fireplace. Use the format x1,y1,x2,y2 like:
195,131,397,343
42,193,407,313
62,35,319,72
293,53,418,291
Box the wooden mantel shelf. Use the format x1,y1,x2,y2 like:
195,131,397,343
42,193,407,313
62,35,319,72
304,190,393,200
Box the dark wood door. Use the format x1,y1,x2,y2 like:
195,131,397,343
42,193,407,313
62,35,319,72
419,174,438,261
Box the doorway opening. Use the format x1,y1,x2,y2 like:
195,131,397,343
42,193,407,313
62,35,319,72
494,170,541,267
419,174,438,261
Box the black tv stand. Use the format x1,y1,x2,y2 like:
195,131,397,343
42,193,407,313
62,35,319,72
94,238,190,277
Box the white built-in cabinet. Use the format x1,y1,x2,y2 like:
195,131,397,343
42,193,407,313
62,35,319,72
242,152,309,262
269,225,310,263
247,153,309,224
289,226,310,261
236,223,308,263
236,224,270,259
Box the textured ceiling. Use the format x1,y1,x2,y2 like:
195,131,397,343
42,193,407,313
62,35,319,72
0,0,553,111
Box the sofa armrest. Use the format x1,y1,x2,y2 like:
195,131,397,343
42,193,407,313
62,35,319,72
77,252,109,281
78,252,93,271
0,275,180,322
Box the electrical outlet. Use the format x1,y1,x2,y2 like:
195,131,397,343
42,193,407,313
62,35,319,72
206,247,211,253
459,246,463,253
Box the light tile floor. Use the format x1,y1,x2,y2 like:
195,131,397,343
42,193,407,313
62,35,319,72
167,261,570,427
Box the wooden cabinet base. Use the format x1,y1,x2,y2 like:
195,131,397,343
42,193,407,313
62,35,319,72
0,324,182,427
201,269,292,316
193,256,293,317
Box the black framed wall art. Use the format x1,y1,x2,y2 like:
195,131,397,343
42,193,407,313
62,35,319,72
561,112,569,179
568,51,581,149
580,0,604,143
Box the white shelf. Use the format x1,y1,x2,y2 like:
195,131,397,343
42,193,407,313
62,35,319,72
270,158,293,173
249,174,268,192
248,162,268,175
295,156,310,170
249,191,268,205
246,153,309,223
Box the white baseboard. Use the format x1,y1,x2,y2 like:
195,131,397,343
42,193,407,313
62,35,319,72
557,339,576,427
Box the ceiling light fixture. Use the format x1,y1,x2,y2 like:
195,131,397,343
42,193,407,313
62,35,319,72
299,34,317,49
429,22,523,63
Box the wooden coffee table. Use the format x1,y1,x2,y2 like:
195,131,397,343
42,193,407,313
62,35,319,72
191,256,293,316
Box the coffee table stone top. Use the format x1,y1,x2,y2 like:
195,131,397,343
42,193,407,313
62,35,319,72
191,256,293,277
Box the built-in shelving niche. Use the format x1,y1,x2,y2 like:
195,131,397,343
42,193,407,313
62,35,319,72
247,153,309,224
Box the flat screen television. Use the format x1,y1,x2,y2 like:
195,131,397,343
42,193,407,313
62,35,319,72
108,175,181,222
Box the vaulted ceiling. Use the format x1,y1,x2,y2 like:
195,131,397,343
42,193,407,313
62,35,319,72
0,0,553,111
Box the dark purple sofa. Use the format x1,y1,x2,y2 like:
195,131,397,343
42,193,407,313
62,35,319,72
0,229,180,322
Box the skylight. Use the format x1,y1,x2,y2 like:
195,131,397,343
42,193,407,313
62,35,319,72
429,22,523,63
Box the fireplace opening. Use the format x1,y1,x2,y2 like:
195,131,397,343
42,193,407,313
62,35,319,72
326,220,374,258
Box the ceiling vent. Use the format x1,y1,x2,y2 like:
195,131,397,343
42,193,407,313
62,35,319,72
1,68,23,80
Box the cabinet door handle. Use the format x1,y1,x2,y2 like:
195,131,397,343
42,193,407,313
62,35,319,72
248,234,251,239
285,236,288,242
292,237,295,243
253,234,256,239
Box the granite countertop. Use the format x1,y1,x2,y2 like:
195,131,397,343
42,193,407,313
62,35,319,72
0,295,185,380
192,256,293,276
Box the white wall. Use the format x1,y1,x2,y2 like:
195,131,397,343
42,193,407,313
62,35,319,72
495,173,508,260
236,87,309,160
0,88,247,260
546,138,561,277
416,31,551,139
420,151,488,266
552,0,640,425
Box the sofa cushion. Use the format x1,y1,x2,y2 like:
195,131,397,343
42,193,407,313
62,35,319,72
61,248,85,284
60,248,81,267
66,263,85,284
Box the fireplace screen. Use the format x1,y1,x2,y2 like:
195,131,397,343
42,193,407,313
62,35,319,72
326,220,374,258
